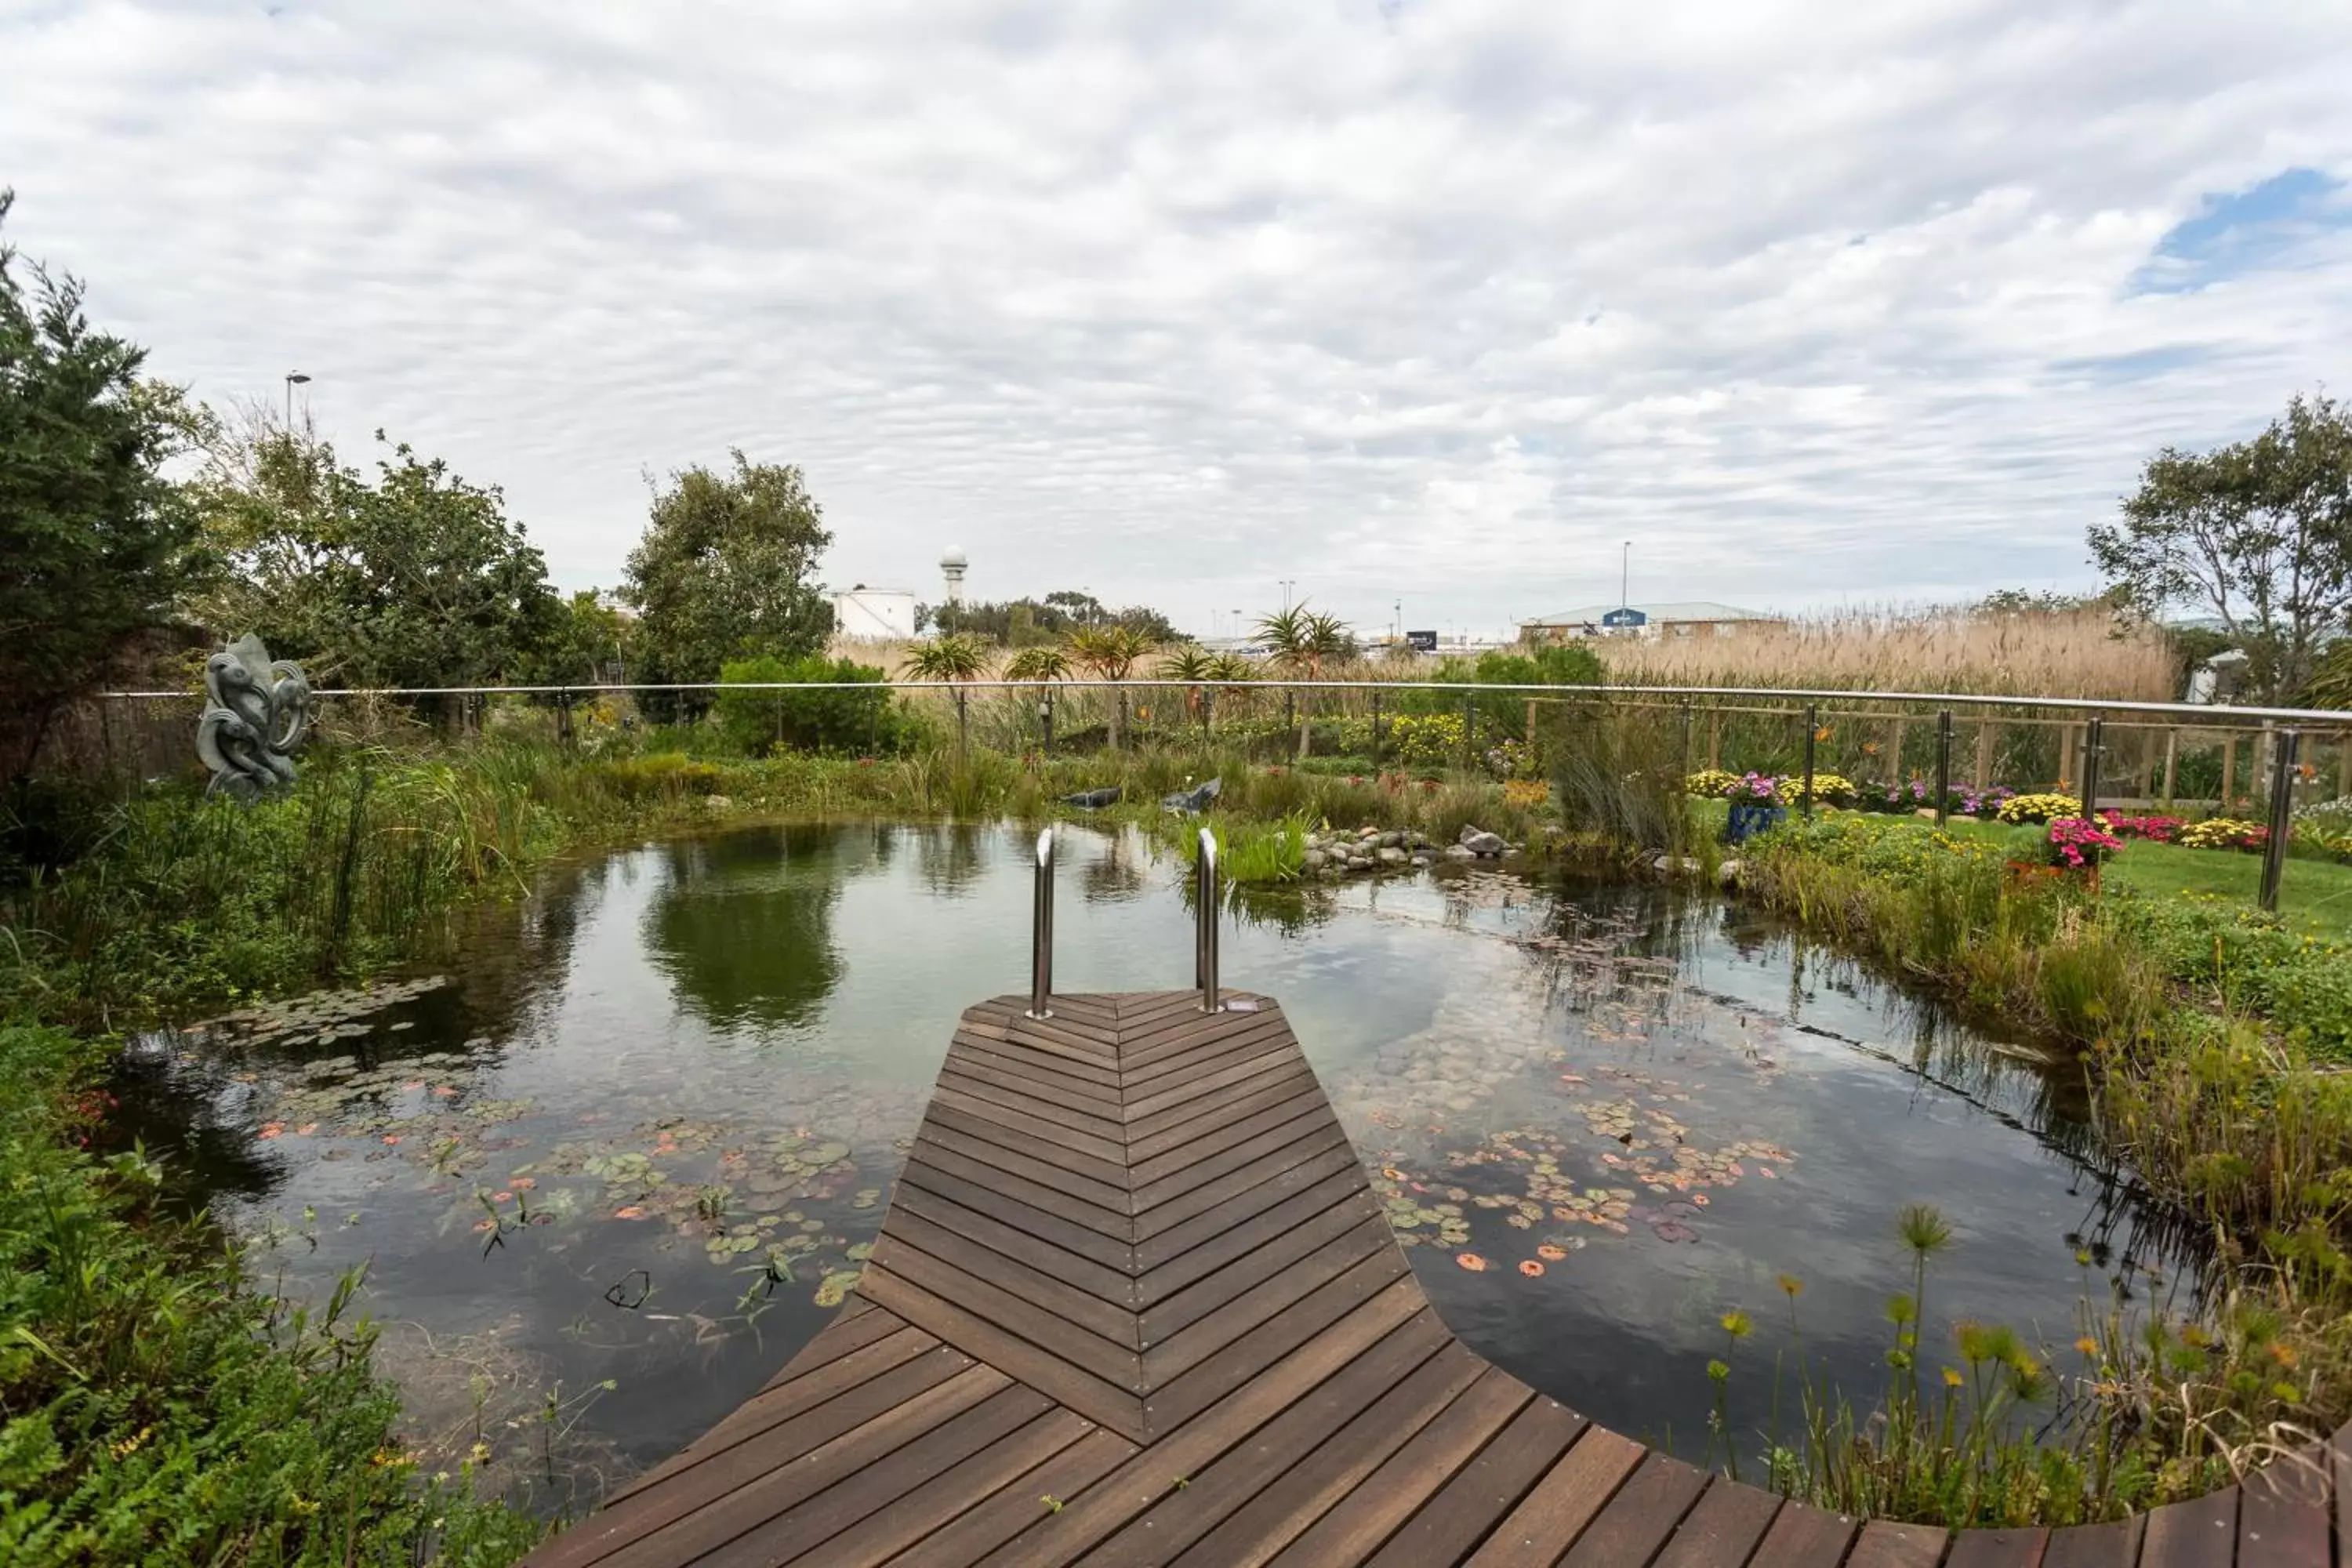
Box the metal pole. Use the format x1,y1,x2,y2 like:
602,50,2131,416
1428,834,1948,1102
1934,709,1952,826
1040,686,1054,753
1370,689,1382,766
1677,700,1692,783
1029,829,1054,1018
2260,729,2299,913
2080,716,2104,822
1801,703,1818,818
1196,828,1221,1012
955,687,969,754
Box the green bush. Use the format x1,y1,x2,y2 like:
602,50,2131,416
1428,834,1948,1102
0,1024,539,1566
712,655,908,757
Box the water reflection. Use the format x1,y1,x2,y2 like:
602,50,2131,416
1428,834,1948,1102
114,823,2210,1512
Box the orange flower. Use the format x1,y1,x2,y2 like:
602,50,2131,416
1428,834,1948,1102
1519,1260,1545,1277
1537,1244,1566,1261
1456,1253,1489,1272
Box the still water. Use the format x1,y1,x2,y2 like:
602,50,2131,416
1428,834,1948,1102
116,822,2198,1513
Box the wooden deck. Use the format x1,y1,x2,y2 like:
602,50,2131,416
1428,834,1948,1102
527,991,2347,1567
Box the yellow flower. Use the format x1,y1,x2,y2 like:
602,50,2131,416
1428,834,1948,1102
2074,1336,2100,1358
1942,1367,1964,1388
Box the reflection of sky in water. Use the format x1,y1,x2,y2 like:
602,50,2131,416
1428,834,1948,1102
122,822,2201,1510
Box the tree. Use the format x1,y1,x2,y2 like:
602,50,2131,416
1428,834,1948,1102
2089,393,2352,702
714,652,901,755
1065,624,1158,750
624,450,833,717
0,190,203,779
519,589,633,688
189,416,558,703
1003,645,1070,683
1256,604,1353,757
903,634,991,751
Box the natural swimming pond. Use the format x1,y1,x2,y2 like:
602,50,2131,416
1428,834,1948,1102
114,821,2205,1515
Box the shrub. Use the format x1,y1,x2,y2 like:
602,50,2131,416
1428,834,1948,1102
713,654,907,756
1997,792,2082,825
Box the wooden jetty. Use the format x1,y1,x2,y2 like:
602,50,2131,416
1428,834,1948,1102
528,990,2345,1567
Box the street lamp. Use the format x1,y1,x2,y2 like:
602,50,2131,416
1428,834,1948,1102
1279,579,1296,612
285,371,311,430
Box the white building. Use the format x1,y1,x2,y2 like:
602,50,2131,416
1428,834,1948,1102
1519,601,1784,642
832,586,919,641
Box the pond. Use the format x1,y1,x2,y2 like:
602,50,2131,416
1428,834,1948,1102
113,821,2204,1515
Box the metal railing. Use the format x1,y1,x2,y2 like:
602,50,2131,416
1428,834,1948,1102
1195,829,1221,1013
1029,828,1054,1019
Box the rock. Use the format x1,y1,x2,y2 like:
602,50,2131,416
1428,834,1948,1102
1377,830,1403,849
1457,824,1485,845
1444,844,1476,861
1348,855,1374,870
1718,858,1743,887
1377,846,1408,865
1301,848,1327,871
1460,829,1508,857
1410,852,1433,866
705,795,734,810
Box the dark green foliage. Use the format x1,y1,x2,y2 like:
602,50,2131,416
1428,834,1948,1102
2089,391,2352,701
712,655,909,756
623,452,833,718
517,590,632,689
924,591,1178,644
0,190,203,781
191,418,558,695
0,1022,541,1566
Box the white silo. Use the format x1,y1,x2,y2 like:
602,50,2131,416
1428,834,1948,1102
940,549,968,606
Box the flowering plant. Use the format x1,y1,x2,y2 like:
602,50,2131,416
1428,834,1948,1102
2096,813,2181,844
1685,769,1741,797
1727,771,1784,807
1998,793,2082,826
2045,817,2125,869
2180,818,2269,851
1790,772,1857,807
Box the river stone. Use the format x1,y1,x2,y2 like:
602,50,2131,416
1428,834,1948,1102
1348,855,1374,870
1444,844,1475,861
1378,830,1403,849
1377,846,1407,865
1301,848,1327,870
1411,852,1433,866
1460,829,1508,857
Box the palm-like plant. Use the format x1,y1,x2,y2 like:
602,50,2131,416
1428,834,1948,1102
903,633,992,751
1158,645,1218,728
1065,624,1159,750
1003,645,1070,684
1256,603,1353,757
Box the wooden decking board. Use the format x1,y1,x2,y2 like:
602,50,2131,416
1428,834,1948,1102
1844,1519,1951,1568
1464,1422,1647,1567
1363,1395,1587,1566
530,991,2352,1568
1555,1450,1712,1567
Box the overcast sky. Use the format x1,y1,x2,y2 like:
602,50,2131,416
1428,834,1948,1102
5,2,2350,640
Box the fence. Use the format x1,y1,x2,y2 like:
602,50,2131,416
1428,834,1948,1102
87,677,2352,913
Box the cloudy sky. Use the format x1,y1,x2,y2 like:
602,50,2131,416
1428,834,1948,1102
5,2,2350,639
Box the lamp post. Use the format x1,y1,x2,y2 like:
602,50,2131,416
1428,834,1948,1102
284,371,310,430
1621,541,1630,611
1279,579,1296,613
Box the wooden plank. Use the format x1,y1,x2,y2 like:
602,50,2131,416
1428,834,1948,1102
890,1181,1137,1312
2038,1516,2143,1568
867,1234,1142,1388
896,1155,1134,1274
944,1033,1123,1095
2238,1450,2329,1568
1080,1311,1453,1568
784,1407,1096,1568
1259,1366,1533,1566
1746,1499,1858,1566
1466,1424,1646,1567
1650,1479,1783,1568
1557,1450,1711,1568
1846,1519,1949,1568
2136,1489,2236,1568
856,1264,1148,1441
1130,1105,1345,1213
1122,1046,1308,1125
1142,1216,1394,1379
920,1098,1133,1190
1365,1394,1587,1566
1144,1247,1410,1436
1130,1125,1355,1243
902,1139,1131,1246
1133,1169,1374,1310
677,1327,942,1468
696,1386,1054,1568
1123,1063,1320,1147
1174,1338,1490,1568
880,1427,1138,1568
973,1276,1427,1568
535,1345,977,1565
590,1363,1012,1568
1120,1019,1299,1085
1944,1529,2047,1567
1124,1073,1325,1168
928,1080,1125,1160
913,1120,1133,1215
1132,1142,1367,1267
1139,1193,1385,1348
1127,1085,1334,1187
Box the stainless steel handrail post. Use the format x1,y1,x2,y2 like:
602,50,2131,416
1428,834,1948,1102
1028,828,1054,1018
1196,828,1221,1012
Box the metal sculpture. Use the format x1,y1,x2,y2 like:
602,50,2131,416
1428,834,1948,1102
195,634,314,797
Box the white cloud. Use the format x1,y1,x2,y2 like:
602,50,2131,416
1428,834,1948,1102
4,0,2350,637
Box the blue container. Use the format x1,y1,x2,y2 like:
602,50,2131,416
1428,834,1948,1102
1724,802,1788,844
